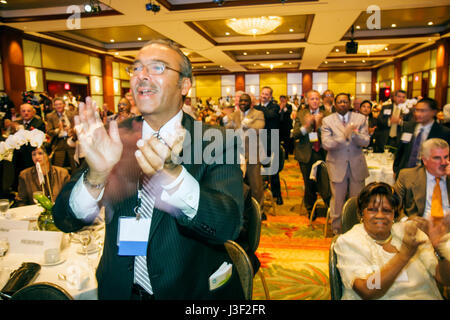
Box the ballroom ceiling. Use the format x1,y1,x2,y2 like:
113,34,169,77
0,0,449,74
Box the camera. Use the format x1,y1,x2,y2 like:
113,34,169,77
145,3,160,12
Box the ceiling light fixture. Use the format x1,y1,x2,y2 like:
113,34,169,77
356,25,361,29
225,32,230,35
226,16,282,36
324,61,328,64
289,28,294,32
427,21,433,26
335,48,340,52
391,23,397,28
357,44,387,55
260,63,283,70
110,39,115,43
0,0,7,4
362,59,366,63
137,37,142,41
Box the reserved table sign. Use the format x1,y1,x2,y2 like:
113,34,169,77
7,230,63,255
0,219,30,232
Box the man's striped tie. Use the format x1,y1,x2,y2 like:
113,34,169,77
133,174,157,294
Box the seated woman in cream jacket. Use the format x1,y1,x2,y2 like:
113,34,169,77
334,182,450,299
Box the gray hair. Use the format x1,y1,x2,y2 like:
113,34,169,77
420,138,449,159
142,39,192,83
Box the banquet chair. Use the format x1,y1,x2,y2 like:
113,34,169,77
341,197,359,234
224,240,253,300
328,235,343,300
247,197,270,300
10,282,73,300
308,162,331,236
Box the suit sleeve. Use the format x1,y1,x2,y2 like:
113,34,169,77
174,139,244,244
321,117,347,151
52,163,94,233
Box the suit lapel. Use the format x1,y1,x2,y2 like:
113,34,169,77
412,167,427,216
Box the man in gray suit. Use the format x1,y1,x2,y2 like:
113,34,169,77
321,93,370,234
394,138,450,220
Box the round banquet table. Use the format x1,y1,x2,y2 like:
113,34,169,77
0,205,104,300
365,152,395,186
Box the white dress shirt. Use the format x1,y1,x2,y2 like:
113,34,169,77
69,110,200,221
423,170,450,219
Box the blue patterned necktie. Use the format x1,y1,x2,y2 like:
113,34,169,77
406,127,423,168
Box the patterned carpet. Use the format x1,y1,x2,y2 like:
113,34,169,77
252,155,332,300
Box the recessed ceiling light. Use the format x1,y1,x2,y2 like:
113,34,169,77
324,61,328,64
225,32,230,35
220,65,223,68
203,66,206,69
391,24,397,28
362,59,366,63
115,52,119,55
384,47,388,50
343,60,346,63
289,28,294,32
0,0,7,4
110,39,115,43
254,64,257,66
137,37,142,41
266,51,270,54
243,52,247,55
335,48,340,52
289,50,293,54
427,21,433,26
356,25,361,29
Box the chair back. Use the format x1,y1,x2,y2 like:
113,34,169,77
316,162,331,205
10,282,73,300
278,146,285,172
247,197,262,254
329,235,343,300
341,197,360,234
224,240,253,300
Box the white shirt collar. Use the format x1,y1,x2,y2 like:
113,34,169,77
425,168,446,182
142,109,183,140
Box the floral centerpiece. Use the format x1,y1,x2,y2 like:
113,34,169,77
0,128,47,161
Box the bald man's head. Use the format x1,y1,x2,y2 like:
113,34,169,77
20,104,34,121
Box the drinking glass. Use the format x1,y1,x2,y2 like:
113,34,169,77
79,230,93,271
0,199,10,218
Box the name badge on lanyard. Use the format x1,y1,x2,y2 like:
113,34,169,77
117,216,151,256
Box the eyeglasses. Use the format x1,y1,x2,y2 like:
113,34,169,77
336,100,350,104
366,207,394,215
126,61,182,77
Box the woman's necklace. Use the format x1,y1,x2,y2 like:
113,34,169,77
375,233,392,246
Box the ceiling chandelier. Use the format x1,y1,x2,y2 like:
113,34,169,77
226,16,282,36
357,44,387,55
260,63,284,70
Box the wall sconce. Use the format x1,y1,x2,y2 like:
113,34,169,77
113,79,120,95
94,77,101,93
375,83,379,92
430,70,436,88
29,69,38,90
401,76,407,91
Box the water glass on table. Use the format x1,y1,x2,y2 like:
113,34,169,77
0,199,11,218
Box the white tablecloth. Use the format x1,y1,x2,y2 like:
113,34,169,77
0,205,104,300
365,152,395,186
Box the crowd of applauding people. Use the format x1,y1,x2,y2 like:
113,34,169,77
0,39,449,300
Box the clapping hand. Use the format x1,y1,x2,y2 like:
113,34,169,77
344,123,358,139
399,220,426,260
74,97,123,187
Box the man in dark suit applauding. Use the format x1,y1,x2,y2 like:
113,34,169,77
292,90,330,218
375,90,411,152
53,39,244,300
255,86,283,205
394,97,450,177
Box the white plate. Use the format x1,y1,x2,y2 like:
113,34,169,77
76,245,99,255
40,255,67,266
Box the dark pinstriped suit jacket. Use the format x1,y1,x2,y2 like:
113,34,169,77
53,113,245,300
